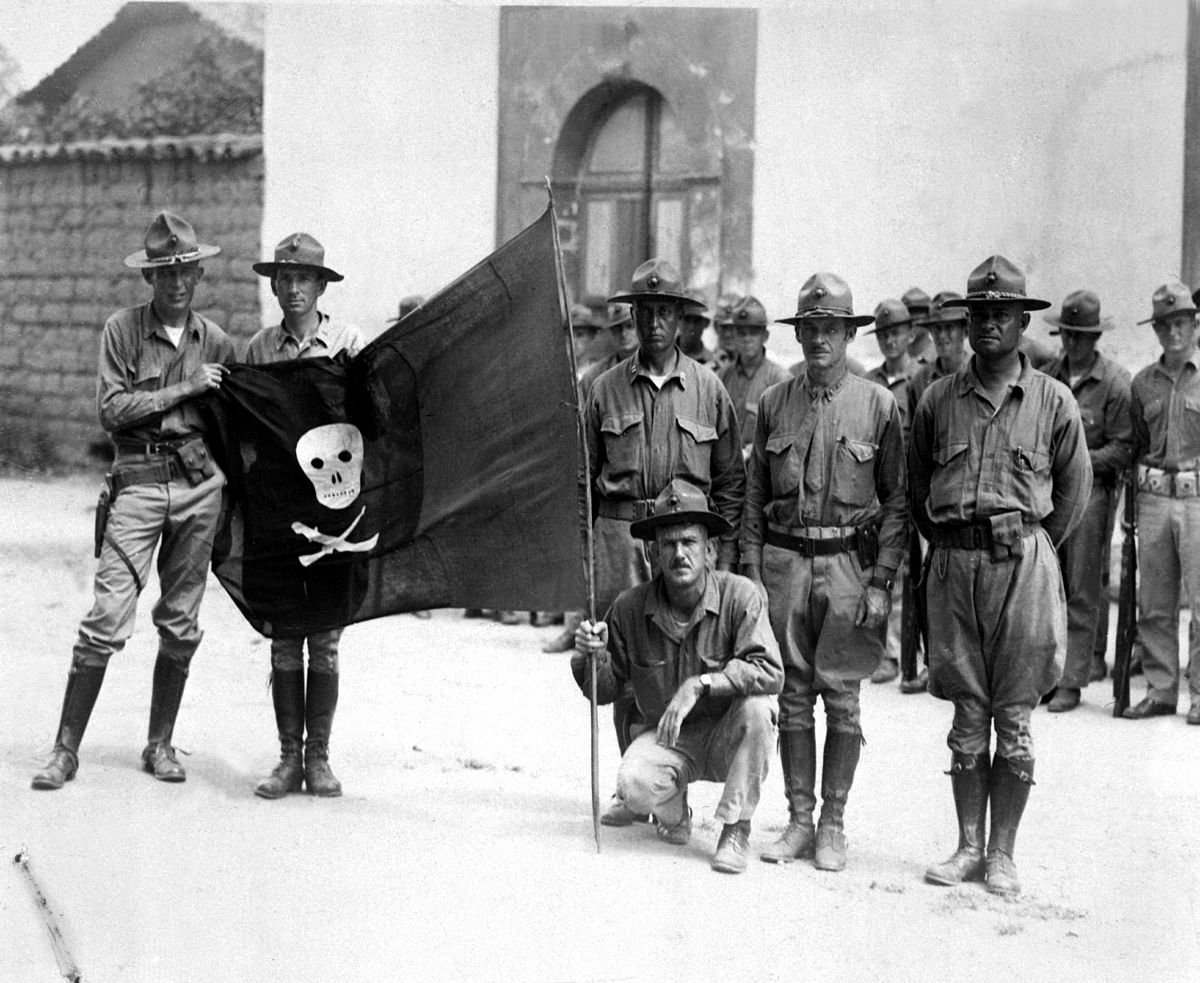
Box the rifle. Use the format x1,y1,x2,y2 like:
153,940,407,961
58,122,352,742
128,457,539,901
1111,469,1138,717
899,525,923,681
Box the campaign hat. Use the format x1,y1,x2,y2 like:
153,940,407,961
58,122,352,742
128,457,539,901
123,211,220,269
1044,290,1114,334
570,303,602,332
776,272,875,328
253,232,344,282
901,287,931,316
867,298,915,335
682,289,712,324
607,259,705,309
730,296,768,330
1138,280,1197,325
629,478,732,541
942,255,1050,312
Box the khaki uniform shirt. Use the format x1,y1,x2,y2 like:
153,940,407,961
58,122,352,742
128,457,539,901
243,313,365,365
97,302,235,441
741,370,907,574
570,570,783,725
865,353,921,439
586,350,745,564
1130,353,1200,471
1046,351,1133,485
718,353,791,451
908,355,1092,548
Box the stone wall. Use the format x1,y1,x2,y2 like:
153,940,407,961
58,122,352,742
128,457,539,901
0,134,262,469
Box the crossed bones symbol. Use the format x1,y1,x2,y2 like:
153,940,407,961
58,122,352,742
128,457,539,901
291,506,380,567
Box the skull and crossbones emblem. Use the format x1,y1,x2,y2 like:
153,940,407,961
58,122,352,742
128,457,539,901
290,423,379,566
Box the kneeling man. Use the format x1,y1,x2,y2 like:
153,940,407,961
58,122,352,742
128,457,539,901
572,479,783,873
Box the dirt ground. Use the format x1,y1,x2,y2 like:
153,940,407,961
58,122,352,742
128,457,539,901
1,472,1198,983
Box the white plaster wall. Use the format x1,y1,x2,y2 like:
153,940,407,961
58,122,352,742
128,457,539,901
753,0,1187,370
262,4,500,340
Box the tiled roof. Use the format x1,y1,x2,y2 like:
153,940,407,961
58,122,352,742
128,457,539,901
0,132,262,163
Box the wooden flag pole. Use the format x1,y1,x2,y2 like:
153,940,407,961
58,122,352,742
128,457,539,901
545,180,601,852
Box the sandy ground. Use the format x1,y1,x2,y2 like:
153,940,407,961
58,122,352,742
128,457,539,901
1,473,1198,983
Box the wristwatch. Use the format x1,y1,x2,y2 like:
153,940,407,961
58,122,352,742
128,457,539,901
869,574,894,592
699,673,713,696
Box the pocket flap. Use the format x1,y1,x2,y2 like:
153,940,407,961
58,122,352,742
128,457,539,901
765,433,796,455
839,437,877,463
677,417,717,443
601,412,644,436
933,441,969,466
1012,446,1050,471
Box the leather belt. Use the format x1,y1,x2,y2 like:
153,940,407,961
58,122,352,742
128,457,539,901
1138,464,1200,498
928,521,1040,550
596,498,656,522
114,437,193,456
110,458,185,492
765,527,860,556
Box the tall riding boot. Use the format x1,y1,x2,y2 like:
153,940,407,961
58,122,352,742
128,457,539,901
814,728,862,871
924,752,990,885
304,670,342,797
760,729,818,863
143,655,189,781
31,664,107,790
985,755,1034,896
255,670,306,799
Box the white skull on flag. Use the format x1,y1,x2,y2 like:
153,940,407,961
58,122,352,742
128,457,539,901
295,423,364,510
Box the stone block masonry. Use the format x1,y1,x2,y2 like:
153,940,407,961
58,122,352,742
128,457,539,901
0,135,263,469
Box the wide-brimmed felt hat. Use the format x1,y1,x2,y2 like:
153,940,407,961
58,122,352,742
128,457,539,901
1044,290,1115,334
867,298,915,335
731,295,768,330
901,287,930,316
253,232,344,282
123,211,221,269
608,259,705,309
776,272,875,328
681,289,711,324
918,290,969,326
1138,280,1197,325
629,478,732,541
943,255,1051,312
715,294,743,329
570,303,602,332
607,303,633,329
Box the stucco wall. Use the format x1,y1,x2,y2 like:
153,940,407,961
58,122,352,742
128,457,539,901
262,5,499,340
754,0,1187,369
0,141,263,468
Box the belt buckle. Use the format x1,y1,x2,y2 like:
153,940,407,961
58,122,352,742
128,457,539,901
1176,472,1198,498
800,537,816,557
971,526,986,550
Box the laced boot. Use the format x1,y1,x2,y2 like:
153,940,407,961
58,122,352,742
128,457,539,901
761,729,817,863
814,728,862,872
32,664,107,790
985,755,1034,896
924,752,990,885
255,669,306,799
304,669,342,797
711,820,751,874
142,656,189,782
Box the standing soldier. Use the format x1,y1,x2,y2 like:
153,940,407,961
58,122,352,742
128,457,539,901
745,273,906,872
911,255,1090,896
713,294,741,373
902,286,936,364
244,232,365,798
1043,291,1132,713
679,290,716,366
32,211,234,790
1126,280,1200,724
585,259,745,825
864,298,921,686
717,296,790,458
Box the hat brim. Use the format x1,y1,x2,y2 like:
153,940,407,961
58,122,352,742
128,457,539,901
943,296,1052,312
607,290,706,310
124,243,221,269
1043,313,1115,333
776,313,875,328
629,509,732,541
1137,306,1199,325
865,318,916,335
252,260,345,282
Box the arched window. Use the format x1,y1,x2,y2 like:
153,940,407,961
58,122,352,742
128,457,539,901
553,84,694,303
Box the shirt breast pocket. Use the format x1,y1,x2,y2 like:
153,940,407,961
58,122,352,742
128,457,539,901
601,412,645,479
1183,395,1200,456
830,437,878,507
676,417,718,484
629,657,668,719
928,441,970,514
1010,444,1053,514
133,365,162,393
766,433,802,497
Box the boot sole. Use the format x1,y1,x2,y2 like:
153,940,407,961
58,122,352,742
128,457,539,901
31,774,73,790
255,784,302,800
760,850,815,864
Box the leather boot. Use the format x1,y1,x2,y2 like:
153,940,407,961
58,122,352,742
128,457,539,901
142,656,188,782
304,669,342,797
985,755,1034,897
761,729,818,863
32,664,107,790
924,752,990,885
814,728,862,872
255,669,305,799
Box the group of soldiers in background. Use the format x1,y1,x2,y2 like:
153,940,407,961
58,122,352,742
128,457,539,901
566,251,1200,890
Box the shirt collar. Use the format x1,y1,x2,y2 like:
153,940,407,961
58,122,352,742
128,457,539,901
801,366,850,403
1152,352,1200,379
631,347,685,386
957,352,1034,397
644,569,721,638
143,302,198,342
275,312,329,351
